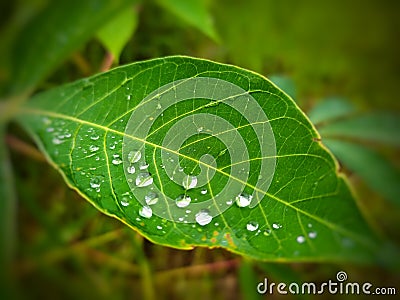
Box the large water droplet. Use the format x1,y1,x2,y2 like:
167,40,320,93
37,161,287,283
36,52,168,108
182,175,197,190
128,150,141,164
296,235,306,243
145,192,159,205
120,196,130,207
90,177,101,189
136,172,153,187
139,205,152,218
127,165,136,174
200,189,208,195
175,195,191,208
90,134,99,140
235,193,253,207
195,209,212,226
246,221,259,232
226,199,233,205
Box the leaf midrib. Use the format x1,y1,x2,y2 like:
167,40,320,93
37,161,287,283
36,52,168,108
18,106,376,250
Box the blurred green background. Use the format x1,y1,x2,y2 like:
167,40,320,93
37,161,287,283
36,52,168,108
1,0,399,299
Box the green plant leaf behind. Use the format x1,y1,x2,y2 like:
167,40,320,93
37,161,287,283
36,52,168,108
318,113,400,147
16,56,382,263
96,5,139,63
323,138,400,207
307,97,356,125
156,0,219,42
269,75,297,100
9,0,135,95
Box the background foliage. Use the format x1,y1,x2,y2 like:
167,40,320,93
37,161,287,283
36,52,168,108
0,0,399,299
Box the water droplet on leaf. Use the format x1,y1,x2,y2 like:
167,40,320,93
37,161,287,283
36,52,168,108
195,209,212,226
139,206,152,218
127,165,136,174
128,150,141,163
246,221,259,232
308,231,317,239
235,193,252,207
176,195,191,208
145,192,159,205
182,175,197,189
52,138,64,145
112,158,123,165
136,172,153,187
272,223,281,229
89,145,99,152
90,177,101,189
120,197,130,207
139,162,149,170
296,236,306,243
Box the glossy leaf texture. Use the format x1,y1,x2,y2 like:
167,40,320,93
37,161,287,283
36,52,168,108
16,56,380,262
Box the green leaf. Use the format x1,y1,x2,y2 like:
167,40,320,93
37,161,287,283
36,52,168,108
96,5,138,62
9,0,135,94
16,56,380,262
157,0,219,42
323,138,400,207
307,97,355,125
318,113,400,147
269,75,296,100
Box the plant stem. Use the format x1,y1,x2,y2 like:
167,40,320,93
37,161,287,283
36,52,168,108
100,51,114,72
6,134,46,162
0,124,17,297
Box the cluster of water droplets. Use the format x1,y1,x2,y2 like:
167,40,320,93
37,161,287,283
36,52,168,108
295,223,318,244
42,118,72,149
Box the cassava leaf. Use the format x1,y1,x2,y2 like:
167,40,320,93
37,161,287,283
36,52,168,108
16,56,381,262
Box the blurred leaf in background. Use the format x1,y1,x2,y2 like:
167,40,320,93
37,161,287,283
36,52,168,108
96,5,139,64
308,99,400,208
1,0,400,299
